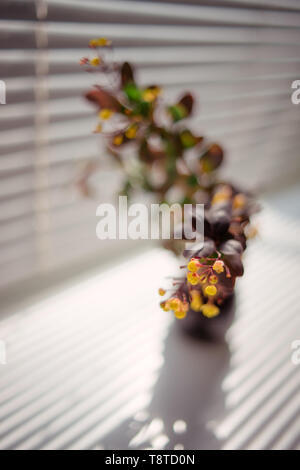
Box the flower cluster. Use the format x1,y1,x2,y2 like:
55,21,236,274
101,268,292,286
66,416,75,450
81,39,259,320
159,184,258,318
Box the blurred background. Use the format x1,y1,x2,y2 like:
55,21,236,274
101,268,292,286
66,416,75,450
0,0,299,451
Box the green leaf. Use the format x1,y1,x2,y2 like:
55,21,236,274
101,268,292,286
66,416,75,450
168,104,187,122
187,174,198,187
135,100,151,117
180,130,197,148
123,83,143,102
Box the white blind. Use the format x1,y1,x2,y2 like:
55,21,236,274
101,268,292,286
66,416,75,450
1,0,300,291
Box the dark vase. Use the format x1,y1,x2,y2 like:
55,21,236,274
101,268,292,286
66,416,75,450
176,294,236,342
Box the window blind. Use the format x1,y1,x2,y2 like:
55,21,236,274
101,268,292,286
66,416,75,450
1,0,300,291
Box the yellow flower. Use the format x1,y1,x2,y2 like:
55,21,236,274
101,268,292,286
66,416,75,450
142,87,161,102
160,301,170,312
89,39,99,48
212,260,224,274
90,57,101,66
187,272,199,286
211,186,232,206
233,193,247,210
125,125,138,139
142,89,156,102
201,303,220,318
211,193,229,205
99,109,113,120
158,288,166,296
204,285,217,297
169,298,181,311
190,290,203,312
89,38,111,48
187,258,200,273
209,274,218,284
174,309,187,319
113,135,123,146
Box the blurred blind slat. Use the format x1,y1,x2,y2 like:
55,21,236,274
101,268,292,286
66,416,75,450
0,0,300,291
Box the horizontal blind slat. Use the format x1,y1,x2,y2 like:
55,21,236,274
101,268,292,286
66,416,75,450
4,67,300,105
2,21,300,49
45,0,300,28
2,44,300,79
128,0,300,11
0,0,37,21
1,87,296,132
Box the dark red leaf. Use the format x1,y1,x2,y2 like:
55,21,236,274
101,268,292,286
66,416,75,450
224,254,244,277
220,240,244,277
200,144,224,173
85,86,121,111
178,93,194,116
209,210,231,237
121,62,135,86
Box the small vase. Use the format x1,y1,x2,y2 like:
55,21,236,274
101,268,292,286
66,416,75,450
177,294,236,342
